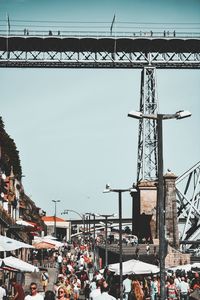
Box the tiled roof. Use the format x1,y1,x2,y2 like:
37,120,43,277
42,216,65,222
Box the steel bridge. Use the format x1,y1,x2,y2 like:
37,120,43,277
0,30,200,69
0,23,199,246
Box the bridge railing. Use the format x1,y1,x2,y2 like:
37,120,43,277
0,29,200,39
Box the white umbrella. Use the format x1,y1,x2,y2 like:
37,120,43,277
168,263,200,273
33,237,63,249
16,220,34,227
168,264,192,273
43,235,57,240
3,256,39,272
108,259,160,275
0,235,34,251
192,263,200,269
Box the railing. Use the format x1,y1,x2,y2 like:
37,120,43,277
0,29,200,39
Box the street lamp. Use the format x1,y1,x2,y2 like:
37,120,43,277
52,200,61,238
103,184,137,300
85,213,99,266
62,209,85,238
128,109,191,300
85,212,99,240
85,212,92,238
96,213,116,267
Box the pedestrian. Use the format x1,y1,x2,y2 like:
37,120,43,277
146,243,150,255
72,277,81,300
56,287,66,300
132,278,144,300
135,246,140,259
89,280,101,300
179,277,190,300
2,283,8,300
95,281,116,300
0,281,6,300
84,282,91,300
150,276,159,300
123,275,132,300
25,282,44,300
10,277,25,300
64,278,72,300
57,253,63,271
167,278,179,300
40,270,49,292
44,291,55,300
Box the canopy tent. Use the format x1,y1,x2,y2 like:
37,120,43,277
192,263,200,269
16,220,34,227
2,256,39,272
34,241,56,249
108,259,160,275
0,235,34,251
0,260,18,272
168,263,200,273
42,235,57,240
168,264,193,273
33,237,63,249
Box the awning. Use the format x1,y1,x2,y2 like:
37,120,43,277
33,237,63,249
33,241,56,249
2,256,39,272
0,260,18,272
108,259,159,275
16,220,35,227
0,235,34,251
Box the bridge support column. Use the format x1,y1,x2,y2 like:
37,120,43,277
164,171,179,249
137,67,159,182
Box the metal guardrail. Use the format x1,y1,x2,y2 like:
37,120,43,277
0,30,200,39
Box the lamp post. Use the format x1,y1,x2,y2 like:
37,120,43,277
128,109,191,300
97,213,115,267
85,212,98,266
62,209,85,239
93,213,96,266
85,213,92,238
103,185,137,300
52,200,61,238
85,212,98,240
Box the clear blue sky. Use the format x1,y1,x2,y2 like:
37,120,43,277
0,0,200,219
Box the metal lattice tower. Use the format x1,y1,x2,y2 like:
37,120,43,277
137,67,159,182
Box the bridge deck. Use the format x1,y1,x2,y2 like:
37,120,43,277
0,36,200,53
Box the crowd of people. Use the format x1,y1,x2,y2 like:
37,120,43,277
1,238,200,300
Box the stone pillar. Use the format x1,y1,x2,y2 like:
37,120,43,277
164,171,179,249
138,180,157,240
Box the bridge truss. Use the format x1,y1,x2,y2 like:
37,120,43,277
176,162,200,245
0,36,199,68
